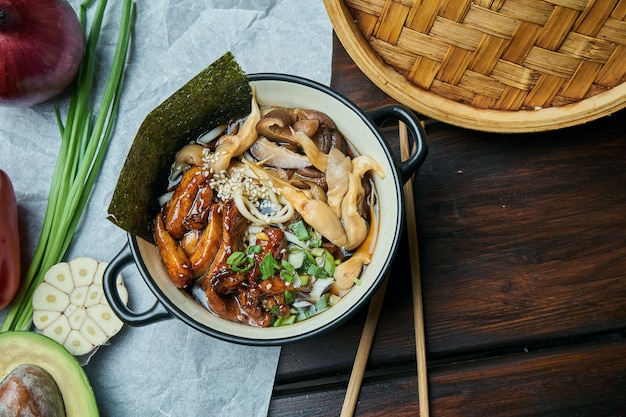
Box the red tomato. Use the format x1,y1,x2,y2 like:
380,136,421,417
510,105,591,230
0,170,20,310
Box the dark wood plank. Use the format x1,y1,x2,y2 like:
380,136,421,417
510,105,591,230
270,338,626,417
416,119,626,356
329,35,396,112
429,337,626,417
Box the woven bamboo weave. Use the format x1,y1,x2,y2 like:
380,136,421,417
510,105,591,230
324,0,626,132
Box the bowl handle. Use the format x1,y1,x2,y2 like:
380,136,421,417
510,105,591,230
367,104,428,183
103,242,172,326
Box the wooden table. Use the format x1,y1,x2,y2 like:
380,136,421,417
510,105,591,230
267,35,626,417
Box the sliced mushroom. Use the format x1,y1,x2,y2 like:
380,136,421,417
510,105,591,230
256,108,321,146
288,169,327,190
325,148,352,217
292,108,336,128
315,125,345,154
170,143,205,180
352,155,386,179
331,199,378,296
293,108,344,153
249,136,312,169
341,172,368,251
256,108,294,142
293,119,320,138
291,130,329,172
209,89,261,174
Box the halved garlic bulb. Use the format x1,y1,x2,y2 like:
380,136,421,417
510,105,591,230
32,257,128,356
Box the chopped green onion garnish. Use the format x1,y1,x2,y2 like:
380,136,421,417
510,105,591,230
231,262,253,273
287,250,305,269
280,269,295,283
281,259,296,273
299,274,310,286
296,308,311,322
284,290,295,305
304,250,317,266
308,232,322,248
307,264,328,278
247,244,262,254
260,253,280,280
273,314,296,327
315,294,329,311
226,251,253,273
324,252,336,276
289,220,310,241
227,251,246,266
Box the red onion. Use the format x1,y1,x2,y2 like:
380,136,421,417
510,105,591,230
0,0,84,106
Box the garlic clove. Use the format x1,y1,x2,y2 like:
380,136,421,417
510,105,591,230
42,315,72,346
43,262,74,294
67,308,87,331
86,304,123,337
65,330,93,356
69,285,89,307
80,316,107,347
69,257,98,287
32,282,70,312
83,284,103,307
32,310,61,331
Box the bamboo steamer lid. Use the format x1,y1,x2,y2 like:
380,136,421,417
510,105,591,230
324,0,626,133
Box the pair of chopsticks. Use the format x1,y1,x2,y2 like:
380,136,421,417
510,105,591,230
340,122,429,417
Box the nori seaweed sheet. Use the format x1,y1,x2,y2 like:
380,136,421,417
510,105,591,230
107,52,252,242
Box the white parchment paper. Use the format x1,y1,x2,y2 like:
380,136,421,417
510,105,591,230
0,1,332,416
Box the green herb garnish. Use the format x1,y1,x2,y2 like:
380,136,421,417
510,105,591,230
307,264,328,278
247,244,262,254
259,253,280,280
289,220,310,241
315,294,329,312
226,251,253,273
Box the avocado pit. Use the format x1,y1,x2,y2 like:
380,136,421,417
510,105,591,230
0,364,65,417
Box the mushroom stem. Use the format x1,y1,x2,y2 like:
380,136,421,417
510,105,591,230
331,196,378,295
170,143,205,180
210,88,261,174
291,129,329,172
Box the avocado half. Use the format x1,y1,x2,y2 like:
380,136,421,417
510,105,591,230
0,331,99,416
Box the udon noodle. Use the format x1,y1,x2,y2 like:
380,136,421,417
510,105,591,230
154,88,385,327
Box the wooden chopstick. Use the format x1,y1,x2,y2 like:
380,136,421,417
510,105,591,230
399,121,430,417
340,121,429,416
340,274,389,417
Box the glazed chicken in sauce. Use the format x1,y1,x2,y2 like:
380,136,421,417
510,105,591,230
154,88,384,327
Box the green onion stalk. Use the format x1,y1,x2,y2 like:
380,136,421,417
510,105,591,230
1,0,134,332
